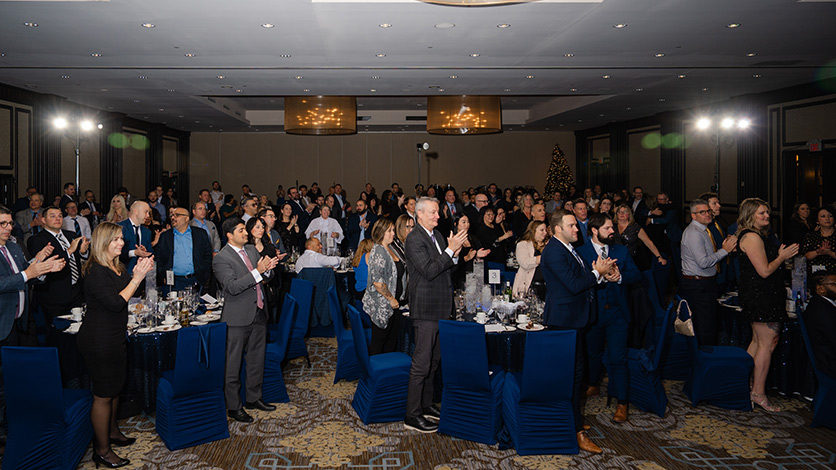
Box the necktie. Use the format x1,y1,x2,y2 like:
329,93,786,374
0,246,23,318
601,246,608,259
134,224,141,247
32,211,40,234
429,230,442,254
57,233,79,284
571,247,584,267
238,249,264,310
73,217,81,237
705,227,722,273
449,202,456,215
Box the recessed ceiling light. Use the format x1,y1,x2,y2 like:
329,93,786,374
138,76,148,79
370,89,376,92
184,53,195,57
613,23,627,29
303,89,310,92
504,88,511,92
677,74,686,79
658,98,666,102
470,53,480,57
372,76,381,79
497,24,510,28
295,76,302,80
91,53,102,57
752,74,762,78
564,53,574,57
100,88,108,92
635,88,643,92
167,89,175,92
236,89,243,93
261,23,275,28
141,23,155,28
746,52,757,57
570,88,577,92
599,114,604,117
526,75,535,79
434,22,455,29
376,53,386,58
23,22,38,27
379,23,392,28
654,53,665,58
726,23,741,28
449,75,458,79
602,75,610,79
133,100,141,103
158,108,165,112
438,88,445,92
626,107,632,110
217,75,225,79
279,54,291,58
61,75,71,79
702,87,709,91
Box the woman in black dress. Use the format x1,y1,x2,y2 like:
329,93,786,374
786,201,812,246
276,203,300,253
247,217,280,317
736,198,799,412
78,222,154,468
801,206,836,276
475,206,512,265
450,214,490,289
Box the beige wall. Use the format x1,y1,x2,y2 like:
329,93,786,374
627,128,661,196
122,131,147,198
190,131,575,201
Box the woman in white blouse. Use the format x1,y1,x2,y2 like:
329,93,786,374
513,220,549,298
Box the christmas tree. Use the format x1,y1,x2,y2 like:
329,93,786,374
544,143,574,197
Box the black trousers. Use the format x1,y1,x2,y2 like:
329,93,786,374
406,319,441,419
369,308,402,356
679,277,719,346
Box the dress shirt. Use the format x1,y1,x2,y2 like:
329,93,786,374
358,213,369,244
129,220,142,258
172,226,194,276
681,219,729,277
824,296,836,308
591,241,620,284
305,216,344,243
210,190,224,205
63,215,92,240
556,237,602,281
231,244,264,283
149,201,167,223
632,198,641,213
241,213,254,224
446,202,457,216
420,225,457,261
294,249,341,273
192,217,219,252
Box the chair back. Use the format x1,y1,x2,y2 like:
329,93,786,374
798,308,823,377
273,294,298,362
171,323,227,397
652,300,677,368
298,267,337,332
439,321,490,391
652,256,671,304
347,304,372,377
1,347,65,437
290,278,314,337
327,286,348,339
641,270,665,342
520,330,576,402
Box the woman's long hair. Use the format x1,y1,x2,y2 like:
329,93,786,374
518,220,548,252
83,222,125,276
107,194,128,223
735,197,770,237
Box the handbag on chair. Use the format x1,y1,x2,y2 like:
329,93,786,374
674,299,695,336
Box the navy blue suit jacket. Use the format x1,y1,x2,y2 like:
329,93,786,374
0,241,30,340
541,237,597,329
119,219,154,274
154,227,213,289
577,243,640,320
346,212,377,251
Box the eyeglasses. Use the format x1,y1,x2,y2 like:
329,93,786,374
693,210,712,215
172,213,189,218
0,221,13,228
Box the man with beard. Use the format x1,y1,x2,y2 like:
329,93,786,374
577,213,639,423
347,199,376,252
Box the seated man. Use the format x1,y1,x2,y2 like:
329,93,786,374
295,237,341,273
806,272,836,378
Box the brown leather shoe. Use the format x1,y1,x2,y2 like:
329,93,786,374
583,424,591,430
585,386,600,398
613,404,629,423
577,430,603,454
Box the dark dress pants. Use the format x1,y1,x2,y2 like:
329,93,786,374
224,309,268,410
679,277,718,346
586,305,629,402
406,319,441,419
369,308,402,356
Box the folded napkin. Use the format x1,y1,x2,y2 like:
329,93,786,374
484,324,508,333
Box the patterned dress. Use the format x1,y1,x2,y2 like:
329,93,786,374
737,229,787,323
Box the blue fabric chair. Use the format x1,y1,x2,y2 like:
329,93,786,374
328,286,364,383
1,346,93,470
287,278,314,366
658,295,692,381
438,321,505,445
502,330,578,455
347,304,412,424
261,294,299,403
298,267,336,337
679,301,753,410
156,323,229,450
651,256,671,306
798,310,836,429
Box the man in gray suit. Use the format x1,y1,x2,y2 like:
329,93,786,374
403,197,466,433
14,192,44,245
212,217,279,423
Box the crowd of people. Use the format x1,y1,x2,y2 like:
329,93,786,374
2,177,835,462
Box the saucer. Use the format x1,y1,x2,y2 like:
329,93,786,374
190,320,208,326
516,323,545,331
155,324,182,332
136,327,155,334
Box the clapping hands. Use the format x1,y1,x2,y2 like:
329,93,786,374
257,255,279,273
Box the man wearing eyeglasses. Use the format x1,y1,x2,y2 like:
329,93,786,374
154,207,213,295
679,199,737,346
805,272,836,379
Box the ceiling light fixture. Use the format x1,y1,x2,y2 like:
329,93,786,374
678,74,686,79
427,95,501,135
217,75,225,79
497,24,510,28
658,98,666,102
61,75,71,79
184,53,195,57
635,88,643,92
141,23,155,28
746,52,757,57
303,89,310,92
613,23,627,28
295,76,303,80
602,75,610,79
370,89,376,92
504,88,511,92
726,23,741,28
23,22,39,27
702,87,709,91
564,53,574,57
167,89,175,92
752,74,762,78
449,75,458,79
434,23,455,29
570,88,577,92
138,76,148,79
470,53,480,57
261,23,275,28
526,75,535,79
376,53,386,58
279,54,291,58
379,23,392,28
91,53,102,57
284,96,357,135
654,53,665,58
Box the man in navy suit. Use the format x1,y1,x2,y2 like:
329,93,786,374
541,209,615,454
154,206,213,295
572,199,591,247
577,213,640,424
346,199,376,252
118,201,154,275
805,273,836,379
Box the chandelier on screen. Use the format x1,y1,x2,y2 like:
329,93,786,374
426,95,502,135
284,96,357,135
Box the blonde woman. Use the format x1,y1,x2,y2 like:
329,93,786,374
106,194,128,224
513,220,549,298
77,222,154,468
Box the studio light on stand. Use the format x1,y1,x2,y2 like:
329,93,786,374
417,142,429,187
694,114,750,198
53,116,103,193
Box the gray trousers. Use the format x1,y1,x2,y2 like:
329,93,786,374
406,319,441,419
224,309,267,410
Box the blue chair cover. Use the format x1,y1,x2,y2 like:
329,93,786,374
298,267,336,336
155,323,229,450
679,301,753,410
624,301,676,417
438,321,505,445
287,278,314,364
797,310,836,429
658,296,692,381
1,346,93,470
651,256,671,306
328,286,363,383
261,294,298,403
502,330,578,455
347,304,412,424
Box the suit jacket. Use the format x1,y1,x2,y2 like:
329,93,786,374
78,199,102,227
191,218,221,252
804,295,836,379
631,199,649,227
405,225,455,321
212,244,274,327
155,227,213,289
541,236,597,329
15,208,44,245
346,212,377,251
118,219,154,274
59,194,75,213
0,241,31,340
27,228,83,307
577,243,639,320
288,198,311,233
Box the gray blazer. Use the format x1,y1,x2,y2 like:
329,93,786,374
190,218,221,252
15,208,43,245
363,244,405,329
212,244,274,327
404,226,455,322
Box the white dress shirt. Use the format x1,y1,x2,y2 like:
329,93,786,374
294,249,341,273
63,215,92,240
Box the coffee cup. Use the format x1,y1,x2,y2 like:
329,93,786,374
164,314,176,325
517,314,529,324
475,312,487,324
71,307,83,322
168,291,178,299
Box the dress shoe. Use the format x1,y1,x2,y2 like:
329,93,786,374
613,404,629,423
583,424,591,431
422,404,441,422
109,436,136,447
92,452,130,468
585,385,600,398
245,399,277,411
228,409,254,423
577,431,603,454
404,415,438,433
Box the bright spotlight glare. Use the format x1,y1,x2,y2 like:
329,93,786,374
80,120,94,131
737,118,751,129
97,123,104,130
720,117,735,129
53,118,68,129
696,118,711,130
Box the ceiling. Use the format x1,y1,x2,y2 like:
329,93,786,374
1,0,835,133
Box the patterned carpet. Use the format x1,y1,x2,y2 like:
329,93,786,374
67,336,835,470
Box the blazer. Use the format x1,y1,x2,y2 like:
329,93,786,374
27,228,83,306
14,208,43,245
0,241,31,340
540,236,597,329
577,243,640,320
154,227,213,289
804,295,836,379
212,243,274,327
78,199,102,226
512,240,539,297
404,225,455,322
118,219,154,274
190,218,221,252
631,199,649,226
346,212,377,251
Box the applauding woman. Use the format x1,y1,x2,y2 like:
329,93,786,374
513,220,549,299
78,222,154,468
364,219,407,355
801,206,836,276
